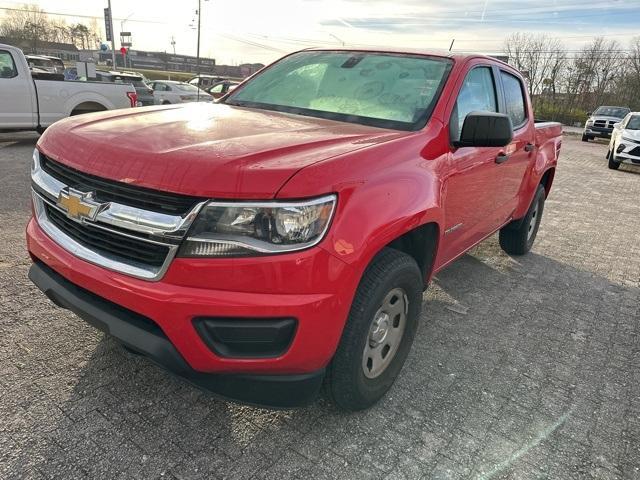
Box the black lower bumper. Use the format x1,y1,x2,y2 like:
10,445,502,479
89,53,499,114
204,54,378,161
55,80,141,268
585,127,612,138
28,261,324,409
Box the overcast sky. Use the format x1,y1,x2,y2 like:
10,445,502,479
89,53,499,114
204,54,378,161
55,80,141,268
1,0,639,65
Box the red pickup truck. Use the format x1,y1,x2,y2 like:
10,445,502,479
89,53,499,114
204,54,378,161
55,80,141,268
27,48,561,410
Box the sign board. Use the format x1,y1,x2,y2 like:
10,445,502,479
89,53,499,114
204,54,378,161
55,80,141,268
76,61,96,79
120,31,132,48
104,8,112,42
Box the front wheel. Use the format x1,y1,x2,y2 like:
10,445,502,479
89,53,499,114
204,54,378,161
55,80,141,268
499,185,546,255
608,153,621,170
327,248,423,411
582,134,589,142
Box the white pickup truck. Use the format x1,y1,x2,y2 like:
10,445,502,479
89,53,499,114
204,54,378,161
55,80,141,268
0,43,137,132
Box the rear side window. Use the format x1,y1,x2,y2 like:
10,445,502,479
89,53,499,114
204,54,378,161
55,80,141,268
451,66,497,142
501,71,527,127
0,50,17,78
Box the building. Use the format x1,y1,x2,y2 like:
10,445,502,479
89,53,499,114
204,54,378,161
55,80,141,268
97,49,216,74
0,37,80,62
89,48,264,79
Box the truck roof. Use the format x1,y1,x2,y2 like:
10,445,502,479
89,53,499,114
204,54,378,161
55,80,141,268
302,46,510,66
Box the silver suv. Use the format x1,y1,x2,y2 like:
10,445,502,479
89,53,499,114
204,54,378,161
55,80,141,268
583,106,630,142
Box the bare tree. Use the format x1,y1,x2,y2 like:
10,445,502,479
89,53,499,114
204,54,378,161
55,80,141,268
503,33,567,98
0,4,102,51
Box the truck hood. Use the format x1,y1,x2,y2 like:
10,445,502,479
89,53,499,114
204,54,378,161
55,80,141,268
589,115,624,123
38,103,407,199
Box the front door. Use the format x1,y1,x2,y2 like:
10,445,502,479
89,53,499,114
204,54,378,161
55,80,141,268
0,49,35,129
438,65,507,265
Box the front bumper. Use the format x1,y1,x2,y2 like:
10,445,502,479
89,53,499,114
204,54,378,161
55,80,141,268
26,217,359,377
29,260,324,408
584,126,612,138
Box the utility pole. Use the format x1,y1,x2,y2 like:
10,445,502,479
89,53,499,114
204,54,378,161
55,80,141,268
106,0,116,68
196,0,201,101
171,36,176,55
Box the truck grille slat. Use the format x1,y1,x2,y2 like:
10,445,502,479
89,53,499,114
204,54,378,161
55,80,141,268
40,155,202,216
45,204,169,267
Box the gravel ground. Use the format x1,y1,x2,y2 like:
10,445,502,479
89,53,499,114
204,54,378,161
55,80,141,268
0,133,639,479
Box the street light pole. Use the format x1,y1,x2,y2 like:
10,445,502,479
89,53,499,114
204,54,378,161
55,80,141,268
107,0,116,68
196,0,201,101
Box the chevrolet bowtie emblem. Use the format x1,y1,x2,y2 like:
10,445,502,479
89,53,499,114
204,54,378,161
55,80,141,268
56,189,100,222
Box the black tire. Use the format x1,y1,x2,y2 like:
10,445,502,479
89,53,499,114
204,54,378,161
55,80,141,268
582,134,589,142
327,248,423,411
608,153,620,170
499,185,546,256
162,100,171,105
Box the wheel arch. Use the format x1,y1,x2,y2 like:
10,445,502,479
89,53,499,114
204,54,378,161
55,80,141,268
385,222,440,286
69,101,108,116
539,167,555,198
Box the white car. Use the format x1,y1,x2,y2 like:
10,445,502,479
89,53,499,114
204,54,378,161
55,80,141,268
149,80,213,105
0,44,137,132
607,112,640,170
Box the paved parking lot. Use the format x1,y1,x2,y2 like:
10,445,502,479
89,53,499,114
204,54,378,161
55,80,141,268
0,133,638,479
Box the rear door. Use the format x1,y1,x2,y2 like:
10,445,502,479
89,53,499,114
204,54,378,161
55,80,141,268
494,69,535,220
0,48,36,129
439,64,508,264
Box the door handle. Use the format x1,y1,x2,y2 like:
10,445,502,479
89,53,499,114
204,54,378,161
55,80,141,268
495,153,509,164
524,143,535,152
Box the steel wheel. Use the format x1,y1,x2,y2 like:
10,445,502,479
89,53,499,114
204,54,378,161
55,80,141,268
362,287,408,379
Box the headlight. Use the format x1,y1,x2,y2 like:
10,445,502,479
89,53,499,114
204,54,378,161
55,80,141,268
586,119,594,126
178,194,336,257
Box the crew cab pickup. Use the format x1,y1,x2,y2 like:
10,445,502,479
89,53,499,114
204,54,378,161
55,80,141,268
0,43,137,132
27,48,562,410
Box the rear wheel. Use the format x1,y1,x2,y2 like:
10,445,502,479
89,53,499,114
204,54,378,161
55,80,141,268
327,248,423,411
499,185,546,256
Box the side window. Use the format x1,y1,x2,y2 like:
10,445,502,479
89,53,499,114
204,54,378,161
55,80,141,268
209,83,224,94
500,71,527,128
0,50,18,78
451,67,497,142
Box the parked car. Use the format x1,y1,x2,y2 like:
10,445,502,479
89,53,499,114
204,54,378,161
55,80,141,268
0,43,137,132
38,55,66,74
25,55,58,74
583,106,631,141
27,47,561,410
207,80,240,99
187,74,226,90
606,112,640,170
150,80,212,104
96,70,154,107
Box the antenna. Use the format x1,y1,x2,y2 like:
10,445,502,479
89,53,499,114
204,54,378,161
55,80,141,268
449,39,455,52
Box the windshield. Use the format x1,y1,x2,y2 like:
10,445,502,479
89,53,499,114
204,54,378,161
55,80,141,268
174,83,200,92
28,58,53,68
627,116,640,130
225,51,452,130
594,106,630,118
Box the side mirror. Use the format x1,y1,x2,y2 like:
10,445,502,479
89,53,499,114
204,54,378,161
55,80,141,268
613,122,622,129
455,111,513,148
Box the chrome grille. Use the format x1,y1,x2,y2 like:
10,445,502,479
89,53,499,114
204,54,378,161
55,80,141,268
31,150,205,281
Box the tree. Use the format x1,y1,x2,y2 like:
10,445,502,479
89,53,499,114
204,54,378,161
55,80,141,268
0,4,102,51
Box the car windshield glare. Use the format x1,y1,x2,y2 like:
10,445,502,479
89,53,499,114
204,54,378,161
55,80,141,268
594,107,630,118
225,51,452,130
626,116,640,130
